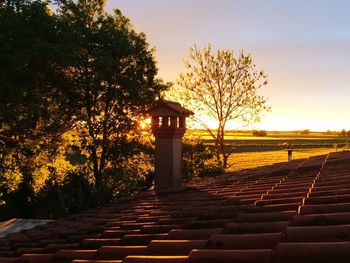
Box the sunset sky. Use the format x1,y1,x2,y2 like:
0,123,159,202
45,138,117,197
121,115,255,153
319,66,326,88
107,0,350,131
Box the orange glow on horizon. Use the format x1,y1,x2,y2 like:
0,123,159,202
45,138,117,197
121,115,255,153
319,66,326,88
137,114,350,133
187,112,350,132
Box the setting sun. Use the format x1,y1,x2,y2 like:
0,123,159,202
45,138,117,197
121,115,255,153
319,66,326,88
138,117,151,130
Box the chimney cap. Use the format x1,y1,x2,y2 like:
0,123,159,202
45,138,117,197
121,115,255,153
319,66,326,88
145,99,194,117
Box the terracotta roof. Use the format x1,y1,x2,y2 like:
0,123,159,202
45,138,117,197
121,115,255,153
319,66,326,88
1,151,350,262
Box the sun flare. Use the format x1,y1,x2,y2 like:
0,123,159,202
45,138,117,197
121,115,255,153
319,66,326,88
138,117,151,130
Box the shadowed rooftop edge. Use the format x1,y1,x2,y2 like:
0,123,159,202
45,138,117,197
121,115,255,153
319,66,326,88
1,151,350,262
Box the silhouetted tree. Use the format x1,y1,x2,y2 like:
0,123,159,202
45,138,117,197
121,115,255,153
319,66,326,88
58,0,166,188
340,129,347,137
252,130,267,137
173,44,269,168
0,0,75,213
0,0,165,214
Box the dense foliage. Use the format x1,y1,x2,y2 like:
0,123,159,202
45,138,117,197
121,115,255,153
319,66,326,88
0,0,166,219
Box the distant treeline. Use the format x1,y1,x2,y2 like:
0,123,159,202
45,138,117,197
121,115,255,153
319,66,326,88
252,130,268,136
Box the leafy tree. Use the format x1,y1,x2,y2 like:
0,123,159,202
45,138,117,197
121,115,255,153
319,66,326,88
339,129,348,137
0,0,165,217
0,0,75,139
0,0,75,215
57,0,166,188
173,44,269,168
324,130,333,135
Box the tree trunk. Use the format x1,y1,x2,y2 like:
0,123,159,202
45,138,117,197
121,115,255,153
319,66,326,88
214,140,221,164
91,146,102,188
56,186,68,216
223,154,228,169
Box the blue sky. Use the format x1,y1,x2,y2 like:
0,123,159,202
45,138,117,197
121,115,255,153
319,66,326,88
107,0,350,131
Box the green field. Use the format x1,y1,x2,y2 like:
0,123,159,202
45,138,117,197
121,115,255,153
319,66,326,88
187,130,349,171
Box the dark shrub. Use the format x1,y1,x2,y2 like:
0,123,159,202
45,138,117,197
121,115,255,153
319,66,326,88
182,138,219,180
252,130,267,136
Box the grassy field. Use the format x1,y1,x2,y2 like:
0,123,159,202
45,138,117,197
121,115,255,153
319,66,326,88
226,148,338,172
187,130,349,172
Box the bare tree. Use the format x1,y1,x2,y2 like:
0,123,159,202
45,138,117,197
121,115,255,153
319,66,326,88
175,44,270,169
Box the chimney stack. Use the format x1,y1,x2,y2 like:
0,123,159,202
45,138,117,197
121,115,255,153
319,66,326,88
146,100,193,191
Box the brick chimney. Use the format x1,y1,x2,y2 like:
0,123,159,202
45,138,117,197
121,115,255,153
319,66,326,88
146,100,193,192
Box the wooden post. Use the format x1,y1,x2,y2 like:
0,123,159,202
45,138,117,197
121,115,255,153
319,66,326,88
287,143,293,162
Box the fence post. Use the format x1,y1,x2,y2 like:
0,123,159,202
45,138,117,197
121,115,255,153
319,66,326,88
287,143,293,162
